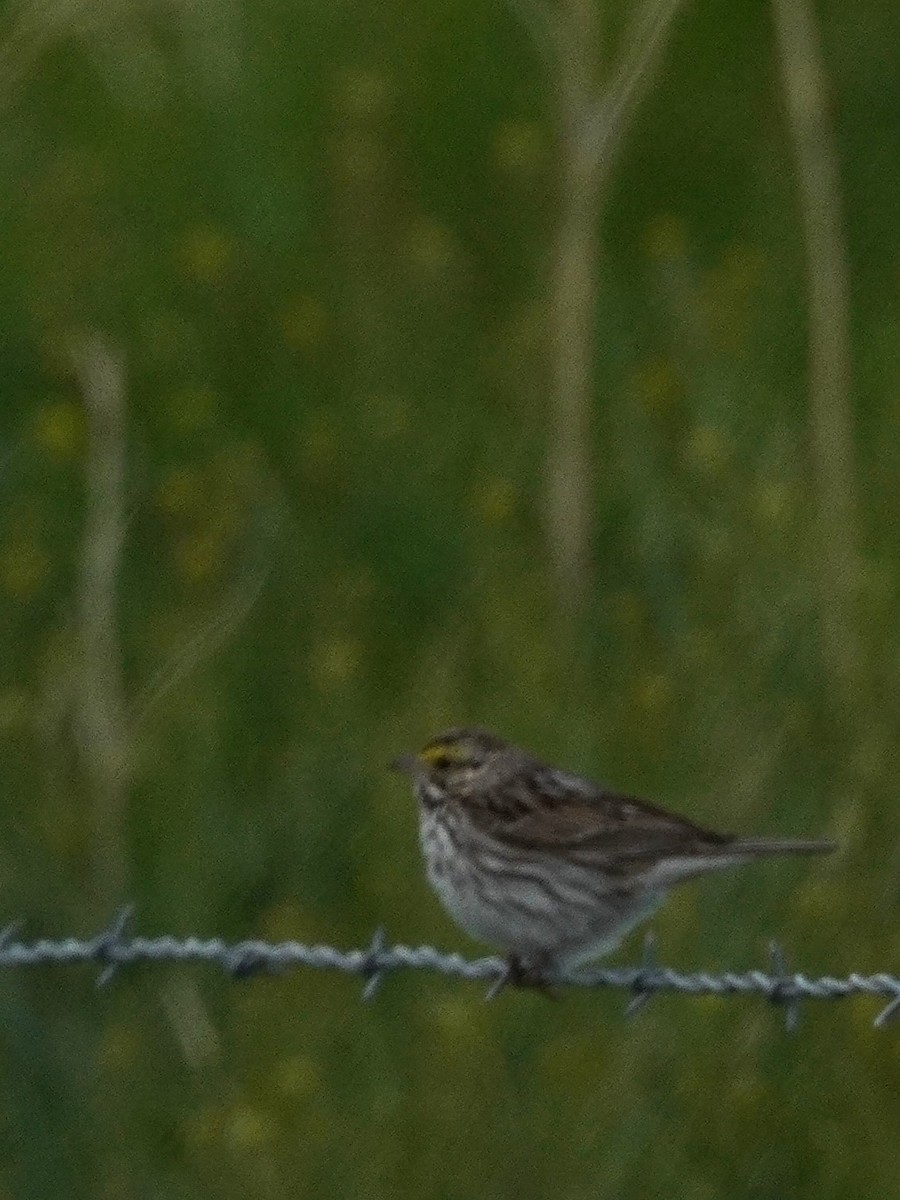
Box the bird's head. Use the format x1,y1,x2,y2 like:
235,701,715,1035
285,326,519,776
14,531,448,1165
391,727,509,796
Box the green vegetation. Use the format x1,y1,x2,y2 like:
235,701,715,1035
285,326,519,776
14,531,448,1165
1,1,898,1196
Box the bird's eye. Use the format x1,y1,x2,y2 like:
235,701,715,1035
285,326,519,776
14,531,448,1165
430,753,453,771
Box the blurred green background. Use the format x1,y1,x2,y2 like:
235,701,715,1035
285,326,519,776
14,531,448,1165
1,0,898,1196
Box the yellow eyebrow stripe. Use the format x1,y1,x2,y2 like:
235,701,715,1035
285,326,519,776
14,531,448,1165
420,743,459,765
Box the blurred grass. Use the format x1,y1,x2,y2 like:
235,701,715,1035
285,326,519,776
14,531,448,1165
2,0,900,1197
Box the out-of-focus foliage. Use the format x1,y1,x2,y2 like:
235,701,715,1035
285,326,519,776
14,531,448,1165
1,1,899,1197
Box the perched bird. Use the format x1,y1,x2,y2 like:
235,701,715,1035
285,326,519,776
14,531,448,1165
391,727,836,989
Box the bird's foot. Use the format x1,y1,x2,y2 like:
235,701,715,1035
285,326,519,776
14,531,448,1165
485,956,559,1001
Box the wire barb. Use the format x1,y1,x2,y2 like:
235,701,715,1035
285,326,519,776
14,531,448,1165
95,904,134,988
874,991,900,1028
768,939,802,1032
360,927,388,1002
1,916,899,1030
0,920,24,949
624,930,659,1019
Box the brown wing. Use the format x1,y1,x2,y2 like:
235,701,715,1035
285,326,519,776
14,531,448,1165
466,760,733,862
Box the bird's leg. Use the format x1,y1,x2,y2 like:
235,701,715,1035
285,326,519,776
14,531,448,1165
485,955,559,1001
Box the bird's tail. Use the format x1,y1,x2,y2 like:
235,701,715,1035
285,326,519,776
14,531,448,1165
639,836,836,889
729,836,837,857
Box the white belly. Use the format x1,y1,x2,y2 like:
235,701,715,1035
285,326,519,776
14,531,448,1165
419,805,663,968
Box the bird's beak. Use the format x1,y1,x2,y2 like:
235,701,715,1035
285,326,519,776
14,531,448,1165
390,753,420,775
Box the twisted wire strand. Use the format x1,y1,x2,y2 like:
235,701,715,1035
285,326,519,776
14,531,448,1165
2,913,898,1027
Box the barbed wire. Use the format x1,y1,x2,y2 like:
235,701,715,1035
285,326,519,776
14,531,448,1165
2,907,899,1028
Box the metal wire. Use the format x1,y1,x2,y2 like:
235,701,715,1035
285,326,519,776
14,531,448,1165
1,908,898,1028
